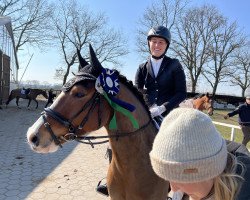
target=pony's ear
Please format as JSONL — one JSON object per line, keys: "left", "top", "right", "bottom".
{"left": 89, "top": 44, "right": 103, "bottom": 71}
{"left": 77, "top": 49, "right": 89, "bottom": 69}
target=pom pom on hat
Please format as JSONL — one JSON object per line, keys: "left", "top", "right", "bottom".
{"left": 150, "top": 108, "right": 227, "bottom": 183}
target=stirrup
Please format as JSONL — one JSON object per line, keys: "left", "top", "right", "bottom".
{"left": 96, "top": 179, "right": 109, "bottom": 196}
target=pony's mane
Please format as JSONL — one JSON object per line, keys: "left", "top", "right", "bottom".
{"left": 194, "top": 93, "right": 205, "bottom": 99}
{"left": 116, "top": 70, "right": 151, "bottom": 116}
{"left": 72, "top": 69, "right": 151, "bottom": 116}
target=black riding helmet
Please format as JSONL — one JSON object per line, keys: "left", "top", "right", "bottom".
{"left": 147, "top": 25, "right": 171, "bottom": 59}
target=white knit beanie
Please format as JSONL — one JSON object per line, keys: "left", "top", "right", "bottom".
{"left": 150, "top": 108, "right": 227, "bottom": 183}
{"left": 245, "top": 87, "right": 250, "bottom": 98}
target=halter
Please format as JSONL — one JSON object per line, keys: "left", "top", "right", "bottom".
{"left": 42, "top": 91, "right": 152, "bottom": 148}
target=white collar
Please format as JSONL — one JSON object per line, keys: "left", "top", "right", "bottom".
{"left": 150, "top": 56, "right": 163, "bottom": 64}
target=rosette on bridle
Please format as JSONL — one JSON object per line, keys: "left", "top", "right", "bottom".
{"left": 63, "top": 44, "right": 138, "bottom": 130}
{"left": 95, "top": 67, "right": 138, "bottom": 129}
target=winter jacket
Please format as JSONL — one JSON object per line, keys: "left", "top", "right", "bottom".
{"left": 228, "top": 141, "right": 250, "bottom": 200}
{"left": 227, "top": 103, "right": 250, "bottom": 126}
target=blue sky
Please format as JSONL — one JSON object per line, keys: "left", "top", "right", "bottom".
{"left": 19, "top": 0, "right": 250, "bottom": 95}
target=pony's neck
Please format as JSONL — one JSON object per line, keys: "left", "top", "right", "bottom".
{"left": 193, "top": 98, "right": 203, "bottom": 110}
{"left": 109, "top": 83, "right": 151, "bottom": 133}
{"left": 105, "top": 82, "right": 155, "bottom": 160}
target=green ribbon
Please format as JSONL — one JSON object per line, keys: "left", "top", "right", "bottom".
{"left": 103, "top": 92, "right": 139, "bottom": 130}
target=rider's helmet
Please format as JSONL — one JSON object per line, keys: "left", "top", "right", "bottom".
{"left": 147, "top": 25, "right": 171, "bottom": 45}
{"left": 147, "top": 25, "right": 171, "bottom": 59}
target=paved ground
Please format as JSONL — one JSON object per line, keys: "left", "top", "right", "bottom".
{"left": 0, "top": 99, "right": 109, "bottom": 200}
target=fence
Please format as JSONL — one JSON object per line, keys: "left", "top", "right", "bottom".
{"left": 212, "top": 121, "right": 240, "bottom": 141}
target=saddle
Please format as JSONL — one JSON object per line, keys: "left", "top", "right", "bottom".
{"left": 21, "top": 88, "right": 31, "bottom": 95}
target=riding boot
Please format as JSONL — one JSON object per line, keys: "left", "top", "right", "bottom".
{"left": 106, "top": 147, "right": 112, "bottom": 164}
{"left": 96, "top": 147, "right": 112, "bottom": 196}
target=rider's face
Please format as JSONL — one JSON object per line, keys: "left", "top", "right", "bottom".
{"left": 149, "top": 37, "right": 168, "bottom": 57}
{"left": 170, "top": 179, "right": 214, "bottom": 200}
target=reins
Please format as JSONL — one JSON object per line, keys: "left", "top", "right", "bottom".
{"left": 74, "top": 119, "right": 152, "bottom": 148}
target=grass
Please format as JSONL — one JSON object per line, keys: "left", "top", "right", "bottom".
{"left": 210, "top": 109, "right": 250, "bottom": 149}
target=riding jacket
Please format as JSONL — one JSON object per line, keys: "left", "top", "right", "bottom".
{"left": 135, "top": 56, "right": 187, "bottom": 116}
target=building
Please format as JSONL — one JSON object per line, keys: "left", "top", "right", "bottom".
{"left": 0, "top": 16, "right": 19, "bottom": 105}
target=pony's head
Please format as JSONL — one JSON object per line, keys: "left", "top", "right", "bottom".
{"left": 194, "top": 93, "right": 213, "bottom": 116}
{"left": 27, "top": 45, "right": 114, "bottom": 153}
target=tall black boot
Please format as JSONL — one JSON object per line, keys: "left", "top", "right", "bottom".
{"left": 96, "top": 147, "right": 112, "bottom": 196}
{"left": 106, "top": 147, "right": 112, "bottom": 164}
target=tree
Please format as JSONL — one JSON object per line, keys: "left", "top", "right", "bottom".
{"left": 135, "top": 0, "right": 188, "bottom": 59}
{"left": 172, "top": 5, "right": 223, "bottom": 93}
{"left": 51, "top": 0, "right": 128, "bottom": 84}
{"left": 203, "top": 21, "right": 246, "bottom": 96}
{"left": 0, "top": 0, "right": 54, "bottom": 52}
{"left": 230, "top": 47, "right": 250, "bottom": 97}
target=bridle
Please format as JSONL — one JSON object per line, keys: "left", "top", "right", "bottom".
{"left": 42, "top": 91, "right": 102, "bottom": 147}
{"left": 203, "top": 98, "right": 213, "bottom": 115}
{"left": 42, "top": 91, "right": 152, "bottom": 148}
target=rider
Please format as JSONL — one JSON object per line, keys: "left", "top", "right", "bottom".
{"left": 21, "top": 87, "right": 31, "bottom": 98}
{"left": 96, "top": 25, "right": 187, "bottom": 196}
{"left": 45, "top": 89, "right": 56, "bottom": 108}
{"left": 135, "top": 25, "right": 187, "bottom": 123}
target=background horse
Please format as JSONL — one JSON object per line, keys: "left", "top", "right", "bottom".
{"left": 26, "top": 45, "right": 169, "bottom": 200}
{"left": 179, "top": 93, "right": 213, "bottom": 115}
{"left": 6, "top": 88, "right": 48, "bottom": 109}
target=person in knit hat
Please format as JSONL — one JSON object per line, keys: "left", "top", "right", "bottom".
{"left": 150, "top": 108, "right": 250, "bottom": 200}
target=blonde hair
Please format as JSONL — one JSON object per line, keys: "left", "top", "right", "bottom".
{"left": 214, "top": 153, "right": 245, "bottom": 200}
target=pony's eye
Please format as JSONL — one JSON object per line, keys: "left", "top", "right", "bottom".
{"left": 75, "top": 92, "right": 85, "bottom": 98}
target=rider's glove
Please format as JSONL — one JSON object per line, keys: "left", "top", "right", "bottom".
{"left": 149, "top": 105, "right": 166, "bottom": 118}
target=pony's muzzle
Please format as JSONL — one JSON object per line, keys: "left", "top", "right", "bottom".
{"left": 29, "top": 133, "right": 39, "bottom": 147}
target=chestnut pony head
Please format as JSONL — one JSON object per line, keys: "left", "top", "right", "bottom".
{"left": 194, "top": 93, "right": 214, "bottom": 116}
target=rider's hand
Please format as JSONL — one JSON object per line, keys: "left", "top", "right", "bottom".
{"left": 224, "top": 114, "right": 229, "bottom": 119}
{"left": 150, "top": 105, "right": 166, "bottom": 118}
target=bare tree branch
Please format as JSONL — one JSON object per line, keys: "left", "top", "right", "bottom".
{"left": 0, "top": 0, "right": 54, "bottom": 52}
{"left": 203, "top": 20, "right": 246, "bottom": 96}
{"left": 51, "top": 0, "right": 128, "bottom": 84}
{"left": 135, "top": 0, "right": 188, "bottom": 59}
{"left": 229, "top": 46, "right": 250, "bottom": 96}
{"left": 172, "top": 5, "right": 223, "bottom": 92}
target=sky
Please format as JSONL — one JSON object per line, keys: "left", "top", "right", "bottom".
{"left": 18, "top": 0, "right": 250, "bottom": 95}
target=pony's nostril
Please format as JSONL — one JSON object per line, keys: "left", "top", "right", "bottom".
{"left": 31, "top": 135, "right": 39, "bottom": 146}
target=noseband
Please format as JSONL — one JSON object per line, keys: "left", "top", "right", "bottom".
{"left": 42, "top": 92, "right": 102, "bottom": 147}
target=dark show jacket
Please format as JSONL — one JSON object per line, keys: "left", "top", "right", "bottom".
{"left": 135, "top": 56, "right": 187, "bottom": 115}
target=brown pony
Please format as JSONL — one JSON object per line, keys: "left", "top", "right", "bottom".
{"left": 179, "top": 93, "right": 213, "bottom": 115}
{"left": 6, "top": 88, "right": 48, "bottom": 109}
{"left": 26, "top": 45, "right": 169, "bottom": 200}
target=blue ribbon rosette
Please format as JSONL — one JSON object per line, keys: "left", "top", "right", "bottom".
{"left": 95, "top": 68, "right": 139, "bottom": 130}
